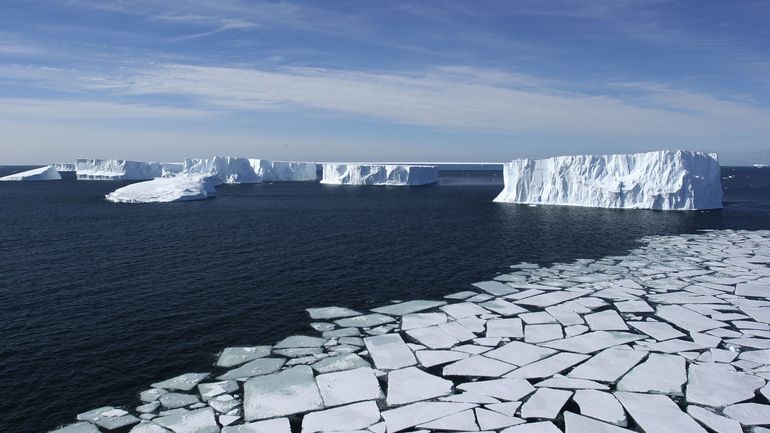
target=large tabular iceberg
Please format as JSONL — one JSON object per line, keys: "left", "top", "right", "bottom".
{"left": 494, "top": 150, "right": 722, "bottom": 210}
{"left": 76, "top": 159, "right": 163, "bottom": 181}
{"left": 321, "top": 164, "right": 439, "bottom": 186}
{"left": 250, "top": 160, "right": 318, "bottom": 182}
{"left": 183, "top": 157, "right": 262, "bottom": 184}
{"left": 53, "top": 163, "right": 76, "bottom": 173}
{"left": 0, "top": 165, "right": 62, "bottom": 181}
{"left": 105, "top": 176, "right": 217, "bottom": 203}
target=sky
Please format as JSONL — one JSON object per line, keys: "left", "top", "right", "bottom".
{"left": 1, "top": 0, "right": 770, "bottom": 164}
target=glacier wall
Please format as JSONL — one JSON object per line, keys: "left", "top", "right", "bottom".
{"left": 106, "top": 175, "right": 217, "bottom": 203}
{"left": 76, "top": 159, "right": 162, "bottom": 181}
{"left": 183, "top": 157, "right": 262, "bottom": 185}
{"left": 0, "top": 165, "right": 62, "bottom": 181}
{"left": 53, "top": 163, "right": 76, "bottom": 173}
{"left": 249, "top": 160, "right": 317, "bottom": 182}
{"left": 493, "top": 150, "right": 722, "bottom": 210}
{"left": 320, "top": 164, "right": 439, "bottom": 186}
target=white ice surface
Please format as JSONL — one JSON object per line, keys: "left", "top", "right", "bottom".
{"left": 249, "top": 160, "right": 317, "bottom": 182}
{"left": 494, "top": 150, "right": 722, "bottom": 210}
{"left": 76, "top": 159, "right": 163, "bottom": 180}
{"left": 0, "top": 165, "right": 62, "bottom": 181}
{"left": 320, "top": 163, "right": 438, "bottom": 186}
{"left": 105, "top": 176, "right": 217, "bottom": 203}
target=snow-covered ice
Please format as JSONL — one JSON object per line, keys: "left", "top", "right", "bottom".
{"left": 0, "top": 165, "right": 62, "bottom": 181}
{"left": 105, "top": 175, "right": 217, "bottom": 203}
{"left": 320, "top": 163, "right": 438, "bottom": 186}
{"left": 248, "top": 160, "right": 317, "bottom": 182}
{"left": 494, "top": 150, "right": 722, "bottom": 210}
{"left": 76, "top": 159, "right": 163, "bottom": 180}
{"left": 183, "top": 157, "right": 261, "bottom": 184}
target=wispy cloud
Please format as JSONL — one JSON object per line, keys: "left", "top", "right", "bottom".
{"left": 149, "top": 13, "right": 257, "bottom": 40}
{"left": 110, "top": 63, "right": 770, "bottom": 141}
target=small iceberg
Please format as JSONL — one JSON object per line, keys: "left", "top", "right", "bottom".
{"left": 0, "top": 165, "right": 62, "bottom": 181}
{"left": 105, "top": 176, "right": 217, "bottom": 203}
{"left": 320, "top": 164, "right": 438, "bottom": 186}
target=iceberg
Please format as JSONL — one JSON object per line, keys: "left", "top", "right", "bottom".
{"left": 105, "top": 175, "right": 217, "bottom": 203}
{"left": 183, "top": 157, "right": 262, "bottom": 184}
{"left": 249, "top": 160, "right": 318, "bottom": 182}
{"left": 76, "top": 159, "right": 163, "bottom": 181}
{"left": 53, "top": 163, "right": 76, "bottom": 173}
{"left": 320, "top": 164, "right": 438, "bottom": 186}
{"left": 0, "top": 165, "right": 62, "bottom": 181}
{"left": 493, "top": 150, "right": 722, "bottom": 210}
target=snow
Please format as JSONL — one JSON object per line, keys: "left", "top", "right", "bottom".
{"left": 183, "top": 157, "right": 261, "bottom": 184}
{"left": 572, "top": 390, "right": 627, "bottom": 426}
{"left": 320, "top": 163, "right": 439, "bottom": 186}
{"left": 616, "top": 353, "right": 686, "bottom": 395}
{"left": 364, "top": 334, "right": 416, "bottom": 370}
{"left": 105, "top": 175, "right": 217, "bottom": 203}
{"left": 152, "top": 373, "right": 210, "bottom": 392}
{"left": 76, "top": 159, "right": 162, "bottom": 180}
{"left": 0, "top": 165, "right": 62, "bottom": 181}
{"left": 221, "top": 418, "right": 291, "bottom": 433}
{"left": 153, "top": 408, "right": 219, "bottom": 433}
{"left": 494, "top": 150, "right": 722, "bottom": 210}
{"left": 248, "top": 160, "right": 317, "bottom": 182}
{"left": 685, "top": 363, "right": 765, "bottom": 407}
{"left": 614, "top": 392, "right": 707, "bottom": 433}
{"left": 457, "top": 377, "right": 535, "bottom": 401}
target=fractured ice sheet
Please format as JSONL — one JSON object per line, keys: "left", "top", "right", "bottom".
{"left": 52, "top": 230, "right": 770, "bottom": 433}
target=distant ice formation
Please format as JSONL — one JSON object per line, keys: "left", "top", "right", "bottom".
{"left": 53, "top": 163, "right": 76, "bottom": 173}
{"left": 320, "top": 164, "right": 439, "bottom": 186}
{"left": 0, "top": 165, "right": 62, "bottom": 181}
{"left": 76, "top": 159, "right": 163, "bottom": 181}
{"left": 183, "top": 157, "right": 262, "bottom": 185}
{"left": 250, "top": 160, "right": 318, "bottom": 182}
{"left": 494, "top": 150, "right": 722, "bottom": 210}
{"left": 105, "top": 175, "right": 217, "bottom": 203}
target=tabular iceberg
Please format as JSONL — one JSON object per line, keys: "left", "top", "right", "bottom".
{"left": 183, "top": 157, "right": 262, "bottom": 184}
{"left": 0, "top": 165, "right": 62, "bottom": 181}
{"left": 493, "top": 150, "right": 722, "bottom": 210}
{"left": 250, "top": 160, "right": 318, "bottom": 182}
{"left": 76, "top": 159, "right": 163, "bottom": 181}
{"left": 53, "top": 163, "right": 76, "bottom": 173}
{"left": 105, "top": 176, "right": 217, "bottom": 203}
{"left": 321, "top": 164, "right": 439, "bottom": 186}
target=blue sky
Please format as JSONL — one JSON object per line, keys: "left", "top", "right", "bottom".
{"left": 1, "top": 0, "right": 769, "bottom": 164}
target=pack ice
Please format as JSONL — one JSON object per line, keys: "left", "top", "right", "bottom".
{"left": 0, "top": 165, "right": 62, "bottom": 181}
{"left": 494, "top": 150, "right": 722, "bottom": 210}
{"left": 320, "top": 164, "right": 439, "bottom": 186}
{"left": 105, "top": 176, "right": 217, "bottom": 203}
{"left": 76, "top": 159, "right": 164, "bottom": 181}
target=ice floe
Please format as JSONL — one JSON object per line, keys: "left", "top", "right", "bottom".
{"left": 52, "top": 229, "right": 770, "bottom": 433}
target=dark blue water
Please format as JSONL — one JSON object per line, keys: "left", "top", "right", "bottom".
{"left": 1, "top": 167, "right": 769, "bottom": 433}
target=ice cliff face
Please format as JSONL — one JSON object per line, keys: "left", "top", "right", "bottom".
{"left": 76, "top": 159, "right": 163, "bottom": 181}
{"left": 250, "top": 160, "right": 318, "bottom": 182}
{"left": 494, "top": 150, "right": 722, "bottom": 210}
{"left": 0, "top": 165, "right": 62, "bottom": 181}
{"left": 183, "top": 157, "right": 262, "bottom": 184}
{"left": 53, "top": 163, "right": 76, "bottom": 173}
{"left": 105, "top": 175, "right": 217, "bottom": 203}
{"left": 320, "top": 164, "right": 439, "bottom": 186}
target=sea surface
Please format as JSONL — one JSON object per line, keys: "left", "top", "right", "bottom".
{"left": 1, "top": 166, "right": 769, "bottom": 433}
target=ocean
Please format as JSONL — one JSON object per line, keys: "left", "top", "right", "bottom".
{"left": 1, "top": 166, "right": 769, "bottom": 432}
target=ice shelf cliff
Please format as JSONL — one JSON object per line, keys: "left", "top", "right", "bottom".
{"left": 250, "top": 160, "right": 318, "bottom": 182}
{"left": 320, "top": 164, "right": 439, "bottom": 186}
{"left": 0, "top": 165, "right": 62, "bottom": 181}
{"left": 183, "top": 157, "right": 262, "bottom": 185}
{"left": 105, "top": 175, "right": 217, "bottom": 203}
{"left": 76, "top": 159, "right": 163, "bottom": 181}
{"left": 53, "top": 163, "right": 76, "bottom": 173}
{"left": 493, "top": 150, "right": 722, "bottom": 210}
